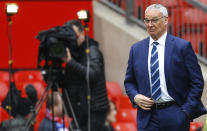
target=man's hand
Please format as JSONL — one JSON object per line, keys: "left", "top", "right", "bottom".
{"left": 62, "top": 48, "right": 72, "bottom": 63}
{"left": 134, "top": 94, "right": 154, "bottom": 110}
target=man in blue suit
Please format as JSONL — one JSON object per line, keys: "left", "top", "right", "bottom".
{"left": 124, "top": 4, "right": 206, "bottom": 131}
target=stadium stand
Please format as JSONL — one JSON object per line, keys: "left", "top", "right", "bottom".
{"left": 0, "top": 82, "right": 9, "bottom": 104}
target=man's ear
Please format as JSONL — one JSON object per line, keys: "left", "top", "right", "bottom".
{"left": 165, "top": 17, "right": 168, "bottom": 25}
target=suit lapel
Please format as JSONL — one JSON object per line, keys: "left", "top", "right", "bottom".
{"left": 143, "top": 38, "right": 151, "bottom": 97}
{"left": 164, "top": 34, "right": 174, "bottom": 83}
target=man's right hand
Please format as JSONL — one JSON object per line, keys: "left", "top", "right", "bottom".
{"left": 134, "top": 94, "right": 154, "bottom": 110}
{"left": 62, "top": 48, "right": 72, "bottom": 63}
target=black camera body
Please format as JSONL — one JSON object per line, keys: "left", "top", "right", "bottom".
{"left": 37, "top": 25, "right": 77, "bottom": 61}
{"left": 36, "top": 24, "right": 77, "bottom": 82}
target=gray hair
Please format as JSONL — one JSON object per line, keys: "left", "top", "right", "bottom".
{"left": 145, "top": 4, "right": 168, "bottom": 17}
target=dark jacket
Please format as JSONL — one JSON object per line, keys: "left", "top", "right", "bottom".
{"left": 38, "top": 118, "right": 56, "bottom": 131}
{"left": 63, "top": 37, "right": 109, "bottom": 115}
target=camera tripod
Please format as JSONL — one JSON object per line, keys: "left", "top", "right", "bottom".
{"left": 24, "top": 69, "right": 81, "bottom": 131}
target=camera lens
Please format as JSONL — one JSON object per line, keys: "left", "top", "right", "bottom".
{"left": 49, "top": 43, "right": 66, "bottom": 58}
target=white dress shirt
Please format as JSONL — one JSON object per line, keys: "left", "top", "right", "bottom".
{"left": 148, "top": 32, "right": 174, "bottom": 102}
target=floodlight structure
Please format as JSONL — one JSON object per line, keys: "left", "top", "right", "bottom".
{"left": 77, "top": 10, "right": 90, "bottom": 23}
{"left": 6, "top": 3, "right": 19, "bottom": 16}
{"left": 6, "top": 3, "right": 19, "bottom": 120}
{"left": 77, "top": 9, "right": 91, "bottom": 131}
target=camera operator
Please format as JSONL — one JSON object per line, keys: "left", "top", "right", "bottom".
{"left": 62, "top": 20, "right": 109, "bottom": 131}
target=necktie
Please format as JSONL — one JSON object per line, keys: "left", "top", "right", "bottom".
{"left": 151, "top": 42, "right": 161, "bottom": 101}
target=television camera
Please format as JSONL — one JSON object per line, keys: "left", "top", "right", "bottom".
{"left": 36, "top": 23, "right": 78, "bottom": 82}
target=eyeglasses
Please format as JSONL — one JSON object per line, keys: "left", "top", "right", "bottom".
{"left": 144, "top": 16, "right": 165, "bottom": 24}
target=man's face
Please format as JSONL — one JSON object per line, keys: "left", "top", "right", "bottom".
{"left": 144, "top": 9, "right": 168, "bottom": 40}
{"left": 72, "top": 25, "right": 85, "bottom": 46}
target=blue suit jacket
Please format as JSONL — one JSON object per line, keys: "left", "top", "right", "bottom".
{"left": 124, "top": 33, "right": 207, "bottom": 129}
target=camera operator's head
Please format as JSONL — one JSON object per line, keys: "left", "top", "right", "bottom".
{"left": 64, "top": 20, "right": 85, "bottom": 46}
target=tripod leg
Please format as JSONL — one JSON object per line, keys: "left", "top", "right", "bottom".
{"left": 57, "top": 85, "right": 81, "bottom": 131}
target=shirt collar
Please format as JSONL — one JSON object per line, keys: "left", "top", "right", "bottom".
{"left": 149, "top": 32, "right": 167, "bottom": 46}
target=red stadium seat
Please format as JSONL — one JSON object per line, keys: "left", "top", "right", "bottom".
{"left": 112, "top": 122, "right": 137, "bottom": 131}
{"left": 203, "top": 26, "right": 207, "bottom": 58}
{"left": 181, "top": 32, "right": 204, "bottom": 54}
{"left": 182, "top": 8, "right": 207, "bottom": 25}
{"left": 116, "top": 108, "right": 137, "bottom": 125}
{"left": 0, "top": 71, "right": 11, "bottom": 85}
{"left": 14, "top": 70, "right": 44, "bottom": 83}
{"left": 106, "top": 81, "right": 123, "bottom": 109}
{"left": 199, "top": 0, "right": 207, "bottom": 5}
{"left": 0, "top": 106, "right": 10, "bottom": 123}
{"left": 106, "top": 81, "right": 123, "bottom": 94}
{"left": 133, "top": 0, "right": 192, "bottom": 20}
{"left": 119, "top": 95, "right": 134, "bottom": 109}
{"left": 0, "top": 82, "right": 9, "bottom": 103}
{"left": 169, "top": 8, "right": 207, "bottom": 35}
{"left": 190, "top": 122, "right": 204, "bottom": 131}
{"left": 106, "top": 81, "right": 123, "bottom": 98}
{"left": 149, "top": 0, "right": 192, "bottom": 9}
